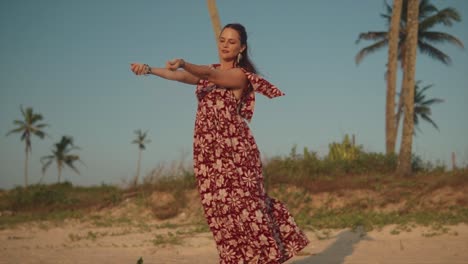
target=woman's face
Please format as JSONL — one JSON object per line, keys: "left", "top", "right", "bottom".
{"left": 218, "top": 28, "right": 245, "bottom": 61}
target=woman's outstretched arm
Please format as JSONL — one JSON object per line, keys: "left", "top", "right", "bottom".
{"left": 167, "top": 59, "right": 247, "bottom": 90}
{"left": 130, "top": 63, "right": 200, "bottom": 85}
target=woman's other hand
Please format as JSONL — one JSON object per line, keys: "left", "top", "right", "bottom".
{"left": 166, "top": 59, "right": 184, "bottom": 71}
{"left": 130, "top": 63, "right": 149, "bottom": 75}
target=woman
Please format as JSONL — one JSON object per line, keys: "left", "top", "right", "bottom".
{"left": 130, "top": 23, "right": 309, "bottom": 264}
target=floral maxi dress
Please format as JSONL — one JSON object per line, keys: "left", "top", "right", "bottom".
{"left": 193, "top": 65, "right": 309, "bottom": 263}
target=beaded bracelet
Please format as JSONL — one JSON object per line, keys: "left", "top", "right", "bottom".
{"left": 143, "top": 64, "right": 151, "bottom": 75}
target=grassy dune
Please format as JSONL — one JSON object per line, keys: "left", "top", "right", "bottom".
{"left": 1, "top": 149, "right": 467, "bottom": 239}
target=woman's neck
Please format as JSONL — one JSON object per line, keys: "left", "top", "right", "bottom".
{"left": 219, "top": 59, "right": 235, "bottom": 71}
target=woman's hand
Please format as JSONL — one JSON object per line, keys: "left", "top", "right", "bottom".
{"left": 166, "top": 59, "right": 185, "bottom": 71}
{"left": 130, "top": 63, "right": 150, "bottom": 75}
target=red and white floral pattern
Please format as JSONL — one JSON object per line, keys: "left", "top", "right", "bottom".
{"left": 193, "top": 65, "right": 309, "bottom": 263}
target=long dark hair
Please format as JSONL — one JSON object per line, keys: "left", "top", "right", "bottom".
{"left": 222, "top": 23, "right": 258, "bottom": 74}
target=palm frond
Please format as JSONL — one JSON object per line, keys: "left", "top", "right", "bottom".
{"left": 419, "top": 7, "right": 461, "bottom": 31}
{"left": 414, "top": 126, "right": 423, "bottom": 136}
{"left": 414, "top": 113, "right": 420, "bottom": 126}
{"left": 41, "top": 155, "right": 55, "bottom": 162}
{"left": 21, "top": 132, "right": 29, "bottom": 142}
{"left": 413, "top": 81, "right": 443, "bottom": 133}
{"left": 415, "top": 83, "right": 430, "bottom": 101}
{"left": 132, "top": 129, "right": 150, "bottom": 150}
{"left": 420, "top": 114, "right": 440, "bottom": 130}
{"left": 418, "top": 41, "right": 451, "bottom": 65}
{"left": 6, "top": 127, "right": 24, "bottom": 136}
{"left": 419, "top": 0, "right": 438, "bottom": 20}
{"left": 20, "top": 105, "right": 26, "bottom": 119}
{"left": 62, "top": 146, "right": 80, "bottom": 155}
{"left": 31, "top": 114, "right": 44, "bottom": 124}
{"left": 380, "top": 0, "right": 393, "bottom": 24}
{"left": 25, "top": 108, "right": 33, "bottom": 123}
{"left": 380, "top": 13, "right": 391, "bottom": 22}
{"left": 414, "top": 106, "right": 431, "bottom": 115}
{"left": 33, "top": 130, "right": 46, "bottom": 139}
{"left": 422, "top": 98, "right": 444, "bottom": 106}
{"left": 36, "top": 123, "right": 49, "bottom": 129}
{"left": 62, "top": 136, "right": 74, "bottom": 145}
{"left": 65, "top": 156, "right": 81, "bottom": 175}
{"left": 134, "top": 129, "right": 143, "bottom": 137}
{"left": 418, "top": 82, "right": 433, "bottom": 91}
{"left": 66, "top": 163, "right": 80, "bottom": 175}
{"left": 420, "top": 31, "right": 464, "bottom": 49}
{"left": 383, "top": 0, "right": 393, "bottom": 15}
{"left": 55, "top": 136, "right": 74, "bottom": 151}
{"left": 355, "top": 39, "right": 388, "bottom": 65}
{"left": 13, "top": 120, "right": 25, "bottom": 126}
{"left": 355, "top": 31, "right": 387, "bottom": 44}
{"left": 41, "top": 156, "right": 54, "bottom": 174}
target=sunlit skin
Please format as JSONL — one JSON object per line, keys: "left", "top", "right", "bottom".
{"left": 217, "top": 28, "right": 246, "bottom": 69}
{"left": 130, "top": 27, "right": 248, "bottom": 100}
{"left": 129, "top": 25, "right": 311, "bottom": 261}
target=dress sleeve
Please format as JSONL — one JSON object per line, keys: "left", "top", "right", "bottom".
{"left": 239, "top": 69, "right": 285, "bottom": 122}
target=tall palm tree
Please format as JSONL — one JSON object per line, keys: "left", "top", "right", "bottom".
{"left": 412, "top": 81, "right": 444, "bottom": 134}
{"left": 356, "top": 0, "right": 463, "bottom": 153}
{"left": 385, "top": 0, "right": 403, "bottom": 155}
{"left": 132, "top": 130, "right": 151, "bottom": 186}
{"left": 6, "top": 106, "right": 48, "bottom": 187}
{"left": 356, "top": 0, "right": 463, "bottom": 67}
{"left": 398, "top": 0, "right": 420, "bottom": 176}
{"left": 41, "top": 136, "right": 83, "bottom": 183}
{"left": 207, "top": 0, "right": 222, "bottom": 44}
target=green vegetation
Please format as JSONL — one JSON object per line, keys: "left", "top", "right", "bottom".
{"left": 0, "top": 182, "right": 121, "bottom": 229}
{"left": 0, "top": 139, "right": 467, "bottom": 238}
{"left": 40, "top": 136, "right": 84, "bottom": 183}
{"left": 152, "top": 232, "right": 183, "bottom": 246}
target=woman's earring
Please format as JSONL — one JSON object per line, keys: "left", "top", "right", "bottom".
{"left": 237, "top": 53, "right": 243, "bottom": 64}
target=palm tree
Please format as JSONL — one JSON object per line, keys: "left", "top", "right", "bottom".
{"left": 132, "top": 130, "right": 151, "bottom": 186}
{"left": 6, "top": 106, "right": 48, "bottom": 187}
{"left": 385, "top": 0, "right": 403, "bottom": 155}
{"left": 356, "top": 0, "right": 463, "bottom": 153}
{"left": 398, "top": 0, "right": 420, "bottom": 176}
{"left": 356, "top": 0, "right": 463, "bottom": 67}
{"left": 41, "top": 136, "right": 83, "bottom": 183}
{"left": 397, "top": 81, "right": 444, "bottom": 134}
{"left": 412, "top": 81, "right": 444, "bottom": 134}
{"left": 207, "top": 0, "right": 222, "bottom": 44}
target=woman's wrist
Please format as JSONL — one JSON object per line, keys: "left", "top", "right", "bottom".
{"left": 179, "top": 59, "right": 185, "bottom": 69}
{"left": 143, "top": 64, "right": 152, "bottom": 75}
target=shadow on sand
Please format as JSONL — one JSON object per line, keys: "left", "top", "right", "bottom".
{"left": 292, "top": 228, "right": 373, "bottom": 264}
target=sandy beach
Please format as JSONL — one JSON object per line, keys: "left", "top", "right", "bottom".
{"left": 1, "top": 219, "right": 467, "bottom": 264}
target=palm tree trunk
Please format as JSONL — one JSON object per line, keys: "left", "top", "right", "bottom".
{"left": 135, "top": 149, "right": 142, "bottom": 186}
{"left": 386, "top": 0, "right": 403, "bottom": 155}
{"left": 207, "top": 0, "right": 222, "bottom": 56}
{"left": 24, "top": 148, "right": 29, "bottom": 188}
{"left": 397, "top": 0, "right": 419, "bottom": 176}
{"left": 395, "top": 76, "right": 405, "bottom": 133}
{"left": 395, "top": 39, "right": 408, "bottom": 136}
{"left": 57, "top": 162, "right": 62, "bottom": 183}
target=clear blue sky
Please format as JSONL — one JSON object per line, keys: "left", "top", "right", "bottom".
{"left": 1, "top": 1, "right": 467, "bottom": 189}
